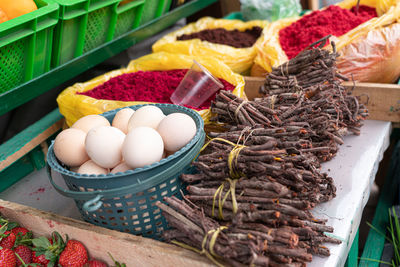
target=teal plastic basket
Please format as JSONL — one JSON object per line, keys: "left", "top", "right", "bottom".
{"left": 46, "top": 104, "right": 204, "bottom": 239}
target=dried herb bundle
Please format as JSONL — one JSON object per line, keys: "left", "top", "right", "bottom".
{"left": 158, "top": 39, "right": 367, "bottom": 266}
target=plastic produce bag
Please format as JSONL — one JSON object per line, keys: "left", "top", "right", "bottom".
{"left": 251, "top": 0, "right": 400, "bottom": 83}
{"left": 240, "top": 0, "right": 301, "bottom": 21}
{"left": 337, "top": 22, "right": 400, "bottom": 83}
{"left": 152, "top": 17, "right": 268, "bottom": 74}
{"left": 57, "top": 52, "right": 246, "bottom": 126}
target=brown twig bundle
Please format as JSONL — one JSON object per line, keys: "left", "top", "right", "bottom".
{"left": 159, "top": 39, "right": 367, "bottom": 266}
{"left": 260, "top": 36, "right": 346, "bottom": 94}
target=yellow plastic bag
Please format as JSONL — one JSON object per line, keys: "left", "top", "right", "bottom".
{"left": 252, "top": 17, "right": 298, "bottom": 76}
{"left": 57, "top": 52, "right": 245, "bottom": 126}
{"left": 152, "top": 17, "right": 268, "bottom": 74}
{"left": 252, "top": 0, "right": 400, "bottom": 83}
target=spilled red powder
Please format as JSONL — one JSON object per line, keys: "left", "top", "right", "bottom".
{"left": 279, "top": 5, "right": 377, "bottom": 59}
{"left": 29, "top": 187, "right": 46, "bottom": 196}
{"left": 79, "top": 69, "right": 235, "bottom": 110}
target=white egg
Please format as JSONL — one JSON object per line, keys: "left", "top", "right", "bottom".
{"left": 77, "top": 160, "right": 109, "bottom": 175}
{"left": 85, "top": 126, "right": 126, "bottom": 168}
{"left": 53, "top": 128, "right": 89, "bottom": 167}
{"left": 112, "top": 108, "right": 135, "bottom": 134}
{"left": 110, "top": 162, "right": 132, "bottom": 174}
{"left": 157, "top": 113, "right": 196, "bottom": 152}
{"left": 123, "top": 127, "right": 164, "bottom": 169}
{"left": 127, "top": 106, "right": 165, "bottom": 131}
{"left": 72, "top": 115, "right": 110, "bottom": 133}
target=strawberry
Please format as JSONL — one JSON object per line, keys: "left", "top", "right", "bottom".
{"left": 11, "top": 228, "right": 29, "bottom": 238}
{"left": 0, "top": 248, "right": 16, "bottom": 267}
{"left": 87, "top": 259, "right": 108, "bottom": 267}
{"left": 13, "top": 245, "right": 31, "bottom": 266}
{"left": 58, "top": 240, "right": 88, "bottom": 267}
{"left": 31, "top": 251, "right": 49, "bottom": 266}
{"left": 32, "top": 232, "right": 65, "bottom": 267}
{"left": 0, "top": 232, "right": 16, "bottom": 250}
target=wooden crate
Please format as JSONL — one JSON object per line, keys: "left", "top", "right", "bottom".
{"left": 0, "top": 199, "right": 211, "bottom": 266}
{"left": 244, "top": 77, "right": 400, "bottom": 123}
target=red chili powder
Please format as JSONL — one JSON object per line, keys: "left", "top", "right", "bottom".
{"left": 279, "top": 5, "right": 377, "bottom": 59}
{"left": 78, "top": 69, "right": 235, "bottom": 110}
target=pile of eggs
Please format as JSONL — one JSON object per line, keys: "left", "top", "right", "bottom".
{"left": 53, "top": 106, "right": 197, "bottom": 175}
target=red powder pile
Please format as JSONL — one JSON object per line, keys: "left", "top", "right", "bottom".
{"left": 279, "top": 5, "right": 377, "bottom": 59}
{"left": 79, "top": 69, "right": 235, "bottom": 110}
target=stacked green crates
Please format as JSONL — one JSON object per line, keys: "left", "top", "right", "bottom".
{"left": 0, "top": 0, "right": 175, "bottom": 91}
{"left": 140, "top": 0, "right": 172, "bottom": 25}
{"left": 0, "top": 0, "right": 59, "bottom": 93}
{"left": 52, "top": 0, "right": 165, "bottom": 66}
{"left": 51, "top": 0, "right": 120, "bottom": 67}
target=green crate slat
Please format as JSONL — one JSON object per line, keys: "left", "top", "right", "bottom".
{"left": 359, "top": 141, "right": 400, "bottom": 266}
{"left": 140, "top": 0, "right": 171, "bottom": 25}
{"left": 113, "top": 0, "right": 145, "bottom": 39}
{"left": 0, "top": 0, "right": 58, "bottom": 92}
{"left": 51, "top": 0, "right": 120, "bottom": 67}
{"left": 0, "top": 0, "right": 217, "bottom": 116}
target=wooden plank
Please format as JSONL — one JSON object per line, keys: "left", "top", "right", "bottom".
{"left": 0, "top": 109, "right": 63, "bottom": 172}
{"left": 244, "top": 77, "right": 400, "bottom": 123}
{"left": 342, "top": 82, "right": 400, "bottom": 123}
{"left": 0, "top": 199, "right": 211, "bottom": 266}
{"left": 219, "top": 0, "right": 240, "bottom": 16}
{"left": 309, "top": 0, "right": 319, "bottom": 10}
{"left": 244, "top": 76, "right": 265, "bottom": 100}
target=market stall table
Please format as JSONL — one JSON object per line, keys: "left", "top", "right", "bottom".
{"left": 0, "top": 120, "right": 391, "bottom": 267}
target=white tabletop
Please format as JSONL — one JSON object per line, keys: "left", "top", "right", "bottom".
{"left": 311, "top": 120, "right": 391, "bottom": 267}
{"left": 0, "top": 120, "right": 392, "bottom": 267}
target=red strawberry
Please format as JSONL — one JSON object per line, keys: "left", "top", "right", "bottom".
{"left": 31, "top": 238, "right": 54, "bottom": 266}
{"left": 88, "top": 259, "right": 108, "bottom": 267}
{"left": 58, "top": 240, "right": 88, "bottom": 267}
{"left": 10, "top": 228, "right": 29, "bottom": 238}
{"left": 0, "top": 232, "right": 16, "bottom": 249}
{"left": 31, "top": 251, "right": 49, "bottom": 266}
{"left": 0, "top": 248, "right": 16, "bottom": 267}
{"left": 32, "top": 232, "right": 66, "bottom": 267}
{"left": 14, "top": 245, "right": 31, "bottom": 266}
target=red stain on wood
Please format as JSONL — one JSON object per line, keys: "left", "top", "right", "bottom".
{"left": 47, "top": 220, "right": 54, "bottom": 228}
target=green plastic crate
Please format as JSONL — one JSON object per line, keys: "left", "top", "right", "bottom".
{"left": 0, "top": 0, "right": 58, "bottom": 93}
{"left": 51, "top": 0, "right": 120, "bottom": 67}
{"left": 113, "top": 0, "right": 145, "bottom": 38}
{"left": 140, "top": 0, "right": 172, "bottom": 25}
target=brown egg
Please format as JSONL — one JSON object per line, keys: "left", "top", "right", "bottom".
{"left": 72, "top": 115, "right": 110, "bottom": 133}
{"left": 110, "top": 162, "right": 132, "bottom": 174}
{"left": 112, "top": 108, "right": 135, "bottom": 134}
{"left": 53, "top": 128, "right": 89, "bottom": 167}
{"left": 77, "top": 160, "right": 109, "bottom": 175}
